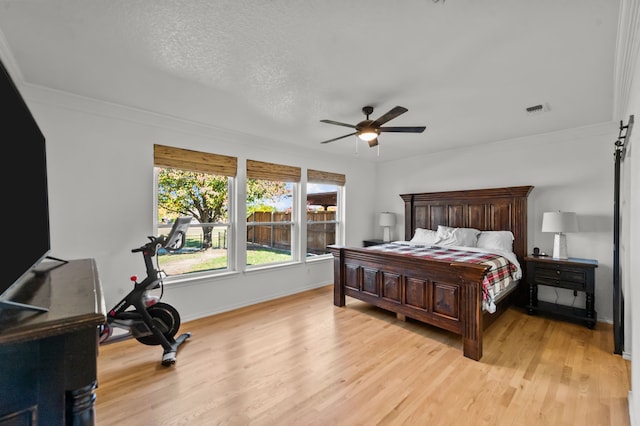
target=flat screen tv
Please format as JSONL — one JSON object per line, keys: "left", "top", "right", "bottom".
{"left": 0, "top": 56, "right": 52, "bottom": 312}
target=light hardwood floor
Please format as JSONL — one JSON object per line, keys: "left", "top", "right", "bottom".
{"left": 95, "top": 285, "right": 631, "bottom": 425}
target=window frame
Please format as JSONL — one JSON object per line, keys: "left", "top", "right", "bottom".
{"left": 305, "top": 169, "right": 345, "bottom": 258}
{"left": 153, "top": 144, "right": 237, "bottom": 279}
{"left": 152, "top": 146, "right": 345, "bottom": 281}
{"left": 245, "top": 160, "right": 301, "bottom": 269}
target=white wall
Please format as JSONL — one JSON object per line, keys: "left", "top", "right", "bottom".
{"left": 22, "top": 84, "right": 376, "bottom": 321}
{"left": 623, "top": 104, "right": 638, "bottom": 426}
{"left": 607, "top": 0, "right": 640, "bottom": 422}
{"left": 374, "top": 122, "right": 618, "bottom": 323}
{"left": 30, "top": 79, "right": 619, "bottom": 324}
{"left": 618, "top": 0, "right": 640, "bottom": 420}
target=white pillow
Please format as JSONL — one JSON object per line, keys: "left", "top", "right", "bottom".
{"left": 410, "top": 228, "right": 439, "bottom": 245}
{"left": 436, "top": 225, "right": 480, "bottom": 247}
{"left": 476, "top": 231, "right": 515, "bottom": 252}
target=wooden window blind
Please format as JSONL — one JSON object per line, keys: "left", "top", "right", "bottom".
{"left": 307, "top": 169, "right": 346, "bottom": 186}
{"left": 154, "top": 144, "right": 237, "bottom": 177}
{"left": 246, "top": 159, "right": 301, "bottom": 182}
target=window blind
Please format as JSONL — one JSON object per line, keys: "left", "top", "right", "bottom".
{"left": 307, "top": 169, "right": 346, "bottom": 186}
{"left": 246, "top": 159, "right": 301, "bottom": 182}
{"left": 154, "top": 144, "right": 237, "bottom": 177}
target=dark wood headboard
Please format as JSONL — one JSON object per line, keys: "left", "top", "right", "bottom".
{"left": 400, "top": 186, "right": 534, "bottom": 264}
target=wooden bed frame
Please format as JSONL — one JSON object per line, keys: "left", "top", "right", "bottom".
{"left": 328, "top": 185, "right": 533, "bottom": 361}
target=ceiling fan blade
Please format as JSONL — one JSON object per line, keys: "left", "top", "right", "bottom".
{"left": 371, "top": 106, "right": 408, "bottom": 127}
{"left": 379, "top": 126, "right": 426, "bottom": 133}
{"left": 320, "top": 131, "right": 358, "bottom": 144}
{"left": 368, "top": 138, "right": 379, "bottom": 148}
{"left": 320, "top": 119, "right": 357, "bottom": 129}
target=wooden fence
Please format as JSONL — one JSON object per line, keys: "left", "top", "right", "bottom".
{"left": 247, "top": 211, "right": 336, "bottom": 254}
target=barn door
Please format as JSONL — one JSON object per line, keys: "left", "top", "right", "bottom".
{"left": 613, "top": 115, "right": 633, "bottom": 355}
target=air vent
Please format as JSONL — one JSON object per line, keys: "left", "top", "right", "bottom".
{"left": 525, "top": 103, "right": 550, "bottom": 115}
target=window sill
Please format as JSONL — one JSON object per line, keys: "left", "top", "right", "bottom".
{"left": 159, "top": 255, "right": 333, "bottom": 285}
{"left": 162, "top": 269, "right": 241, "bottom": 287}
{"left": 304, "top": 254, "right": 333, "bottom": 263}
{"left": 244, "top": 260, "right": 302, "bottom": 273}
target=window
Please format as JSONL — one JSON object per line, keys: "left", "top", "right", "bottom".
{"left": 246, "top": 159, "right": 300, "bottom": 267}
{"left": 154, "top": 144, "right": 237, "bottom": 277}
{"left": 306, "top": 169, "right": 345, "bottom": 256}
{"left": 153, "top": 146, "right": 341, "bottom": 278}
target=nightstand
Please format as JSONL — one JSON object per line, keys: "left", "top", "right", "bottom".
{"left": 363, "top": 239, "right": 385, "bottom": 247}
{"left": 525, "top": 256, "right": 598, "bottom": 328}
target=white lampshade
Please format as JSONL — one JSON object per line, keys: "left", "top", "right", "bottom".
{"left": 541, "top": 211, "right": 578, "bottom": 233}
{"left": 379, "top": 212, "right": 396, "bottom": 227}
{"left": 541, "top": 211, "right": 578, "bottom": 259}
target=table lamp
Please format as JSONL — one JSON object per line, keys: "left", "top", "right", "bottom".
{"left": 541, "top": 211, "right": 578, "bottom": 259}
{"left": 379, "top": 212, "right": 396, "bottom": 242}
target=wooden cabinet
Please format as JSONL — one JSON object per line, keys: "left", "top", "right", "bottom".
{"left": 524, "top": 256, "right": 598, "bottom": 328}
{"left": 0, "top": 259, "right": 105, "bottom": 425}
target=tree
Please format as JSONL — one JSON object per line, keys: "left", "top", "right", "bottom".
{"left": 157, "top": 168, "right": 287, "bottom": 249}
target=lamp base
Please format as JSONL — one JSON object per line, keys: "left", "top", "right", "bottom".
{"left": 552, "top": 233, "right": 568, "bottom": 259}
{"left": 383, "top": 227, "right": 391, "bottom": 242}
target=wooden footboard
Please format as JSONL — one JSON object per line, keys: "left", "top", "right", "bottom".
{"left": 329, "top": 246, "right": 490, "bottom": 360}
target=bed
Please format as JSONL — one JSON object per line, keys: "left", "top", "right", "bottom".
{"left": 328, "top": 185, "right": 533, "bottom": 361}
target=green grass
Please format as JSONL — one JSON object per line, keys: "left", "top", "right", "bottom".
{"left": 194, "top": 255, "right": 228, "bottom": 270}
{"left": 188, "top": 249, "right": 291, "bottom": 270}
{"left": 245, "top": 246, "right": 292, "bottom": 266}
{"left": 158, "top": 245, "right": 292, "bottom": 274}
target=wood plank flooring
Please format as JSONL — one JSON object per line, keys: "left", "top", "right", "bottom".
{"left": 95, "top": 285, "right": 631, "bottom": 425}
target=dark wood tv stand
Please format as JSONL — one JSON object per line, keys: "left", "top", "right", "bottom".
{"left": 0, "top": 258, "right": 105, "bottom": 425}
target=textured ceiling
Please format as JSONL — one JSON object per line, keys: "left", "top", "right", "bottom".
{"left": 0, "top": 0, "right": 621, "bottom": 162}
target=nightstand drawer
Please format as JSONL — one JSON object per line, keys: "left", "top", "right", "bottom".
{"left": 534, "top": 275, "right": 585, "bottom": 291}
{"left": 534, "top": 266, "right": 585, "bottom": 290}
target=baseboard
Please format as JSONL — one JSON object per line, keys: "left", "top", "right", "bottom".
{"left": 630, "top": 391, "right": 637, "bottom": 426}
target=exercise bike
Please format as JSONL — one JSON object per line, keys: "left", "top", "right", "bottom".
{"left": 99, "top": 217, "right": 192, "bottom": 366}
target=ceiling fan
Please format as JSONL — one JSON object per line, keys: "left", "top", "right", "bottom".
{"left": 320, "top": 105, "right": 426, "bottom": 147}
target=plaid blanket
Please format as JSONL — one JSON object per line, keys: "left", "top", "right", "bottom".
{"left": 363, "top": 243, "right": 518, "bottom": 312}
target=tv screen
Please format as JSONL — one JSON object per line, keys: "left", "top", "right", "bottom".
{"left": 0, "top": 57, "right": 51, "bottom": 307}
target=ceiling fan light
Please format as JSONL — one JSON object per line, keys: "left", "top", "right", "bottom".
{"left": 358, "top": 130, "right": 378, "bottom": 142}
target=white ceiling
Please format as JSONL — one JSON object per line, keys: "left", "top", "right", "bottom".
{"left": 0, "top": 0, "right": 621, "bottom": 162}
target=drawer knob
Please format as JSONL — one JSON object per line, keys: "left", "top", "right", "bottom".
{"left": 556, "top": 270, "right": 561, "bottom": 275}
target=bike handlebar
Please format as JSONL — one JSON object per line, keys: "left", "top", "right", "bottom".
{"left": 129, "top": 217, "right": 190, "bottom": 254}
{"left": 131, "top": 235, "right": 166, "bottom": 254}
